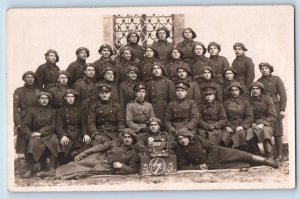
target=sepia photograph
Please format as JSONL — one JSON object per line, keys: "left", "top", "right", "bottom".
{"left": 6, "top": 5, "right": 295, "bottom": 192}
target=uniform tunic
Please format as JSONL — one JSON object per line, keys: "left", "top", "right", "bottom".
{"left": 73, "top": 76, "right": 98, "bottom": 109}
{"left": 258, "top": 75, "right": 287, "bottom": 137}
{"left": 165, "top": 59, "right": 184, "bottom": 82}
{"left": 126, "top": 100, "right": 155, "bottom": 133}
{"left": 48, "top": 84, "right": 69, "bottom": 109}
{"left": 189, "top": 55, "right": 210, "bottom": 85}
{"left": 176, "top": 40, "right": 197, "bottom": 62}
{"left": 66, "top": 59, "right": 87, "bottom": 86}
{"left": 208, "top": 54, "right": 230, "bottom": 86}
{"left": 13, "top": 84, "right": 41, "bottom": 154}
{"left": 92, "top": 57, "right": 115, "bottom": 82}
{"left": 231, "top": 54, "right": 255, "bottom": 88}
{"left": 151, "top": 40, "right": 174, "bottom": 63}
{"left": 180, "top": 79, "right": 202, "bottom": 103}
{"left": 56, "top": 140, "right": 139, "bottom": 179}
{"left": 138, "top": 57, "right": 158, "bottom": 82}
{"left": 35, "top": 62, "right": 60, "bottom": 91}
{"left": 119, "top": 80, "right": 137, "bottom": 116}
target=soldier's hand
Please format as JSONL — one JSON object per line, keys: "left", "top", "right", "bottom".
{"left": 236, "top": 126, "right": 244, "bottom": 132}
{"left": 280, "top": 111, "right": 285, "bottom": 119}
{"left": 60, "top": 136, "right": 70, "bottom": 145}
{"left": 31, "top": 132, "right": 41, "bottom": 137}
{"left": 225, "top": 126, "right": 233, "bottom": 133}
{"left": 94, "top": 135, "right": 105, "bottom": 144}
{"left": 113, "top": 162, "right": 123, "bottom": 168}
{"left": 256, "top": 124, "right": 264, "bottom": 129}
{"left": 74, "top": 156, "right": 80, "bottom": 162}
{"left": 208, "top": 125, "right": 215, "bottom": 131}
{"left": 83, "top": 135, "right": 91, "bottom": 144}
{"left": 199, "top": 163, "right": 208, "bottom": 170}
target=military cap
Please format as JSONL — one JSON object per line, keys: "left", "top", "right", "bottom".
{"left": 175, "top": 81, "right": 190, "bottom": 90}
{"left": 182, "top": 27, "right": 197, "bottom": 39}
{"left": 76, "top": 47, "right": 90, "bottom": 57}
{"left": 96, "top": 83, "right": 112, "bottom": 92}
{"left": 98, "top": 44, "right": 114, "bottom": 55}
{"left": 83, "top": 63, "right": 96, "bottom": 71}
{"left": 22, "top": 71, "right": 37, "bottom": 82}
{"left": 223, "top": 67, "right": 238, "bottom": 77}
{"left": 127, "top": 31, "right": 140, "bottom": 43}
{"left": 45, "top": 49, "right": 59, "bottom": 62}
{"left": 151, "top": 61, "right": 168, "bottom": 76}
{"left": 120, "top": 46, "right": 135, "bottom": 58}
{"left": 208, "top": 42, "right": 221, "bottom": 52}
{"left": 62, "top": 89, "right": 80, "bottom": 101}
{"left": 259, "top": 62, "right": 274, "bottom": 73}
{"left": 148, "top": 117, "right": 162, "bottom": 126}
{"left": 177, "top": 63, "right": 192, "bottom": 76}
{"left": 249, "top": 81, "right": 265, "bottom": 92}
{"left": 192, "top": 42, "right": 207, "bottom": 55}
{"left": 133, "top": 82, "right": 147, "bottom": 92}
{"left": 156, "top": 27, "right": 170, "bottom": 38}
{"left": 176, "top": 130, "right": 194, "bottom": 139}
{"left": 228, "top": 82, "right": 244, "bottom": 94}
{"left": 38, "top": 92, "right": 52, "bottom": 104}
{"left": 201, "top": 65, "right": 215, "bottom": 78}
{"left": 202, "top": 85, "right": 217, "bottom": 95}
{"left": 144, "top": 45, "right": 160, "bottom": 59}
{"left": 58, "top": 70, "right": 71, "bottom": 80}
{"left": 101, "top": 66, "right": 117, "bottom": 77}
{"left": 233, "top": 42, "right": 248, "bottom": 51}
{"left": 126, "top": 65, "right": 139, "bottom": 74}
{"left": 119, "top": 128, "right": 137, "bottom": 143}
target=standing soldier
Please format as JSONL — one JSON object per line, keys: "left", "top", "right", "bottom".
{"left": 247, "top": 82, "right": 277, "bottom": 157}
{"left": 126, "top": 82, "right": 155, "bottom": 134}
{"left": 151, "top": 27, "right": 174, "bottom": 63}
{"left": 66, "top": 47, "right": 89, "bottom": 86}
{"left": 147, "top": 62, "right": 175, "bottom": 123}
{"left": 36, "top": 49, "right": 60, "bottom": 91}
{"left": 223, "top": 82, "right": 254, "bottom": 152}
{"left": 165, "top": 47, "right": 185, "bottom": 82}
{"left": 176, "top": 27, "right": 198, "bottom": 62}
{"left": 116, "top": 46, "right": 138, "bottom": 83}
{"left": 138, "top": 46, "right": 159, "bottom": 82}
{"left": 88, "top": 84, "right": 125, "bottom": 146}
{"left": 165, "top": 81, "right": 199, "bottom": 137}
{"left": 257, "top": 62, "right": 287, "bottom": 161}
{"left": 125, "top": 31, "right": 144, "bottom": 63}
{"left": 48, "top": 70, "right": 71, "bottom": 109}
{"left": 231, "top": 42, "right": 255, "bottom": 88}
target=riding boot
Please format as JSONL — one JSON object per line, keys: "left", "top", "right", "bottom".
{"left": 275, "top": 136, "right": 283, "bottom": 161}
{"left": 251, "top": 154, "right": 279, "bottom": 169}
{"left": 23, "top": 154, "right": 34, "bottom": 178}
{"left": 263, "top": 139, "right": 274, "bottom": 160}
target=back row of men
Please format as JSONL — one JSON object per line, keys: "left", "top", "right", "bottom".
{"left": 13, "top": 27, "right": 287, "bottom": 177}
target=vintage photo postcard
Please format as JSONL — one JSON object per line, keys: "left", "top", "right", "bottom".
{"left": 6, "top": 5, "right": 295, "bottom": 192}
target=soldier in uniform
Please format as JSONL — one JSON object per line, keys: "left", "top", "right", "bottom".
{"left": 92, "top": 44, "right": 115, "bottom": 82}
{"left": 138, "top": 45, "right": 159, "bottom": 82}
{"left": 48, "top": 70, "right": 71, "bottom": 109}
{"left": 176, "top": 27, "right": 198, "bottom": 62}
{"left": 197, "top": 85, "right": 227, "bottom": 146}
{"left": 66, "top": 47, "right": 89, "bottom": 86}
{"left": 223, "top": 82, "right": 254, "bottom": 151}
{"left": 125, "top": 31, "right": 144, "bottom": 63}
{"left": 20, "top": 92, "right": 61, "bottom": 177}
{"left": 257, "top": 62, "right": 287, "bottom": 161}
{"left": 231, "top": 42, "right": 255, "bottom": 88}
{"left": 35, "top": 49, "right": 60, "bottom": 91}
{"left": 165, "top": 47, "right": 185, "bottom": 82}
{"left": 56, "top": 89, "right": 92, "bottom": 164}
{"left": 247, "top": 82, "right": 277, "bottom": 157}
{"left": 207, "top": 42, "right": 230, "bottom": 87}
{"left": 165, "top": 81, "right": 199, "bottom": 138}
{"left": 88, "top": 84, "right": 125, "bottom": 146}
{"left": 151, "top": 27, "right": 174, "bottom": 63}
{"left": 147, "top": 62, "right": 175, "bottom": 123}
{"left": 56, "top": 128, "right": 139, "bottom": 179}
{"left": 126, "top": 82, "right": 155, "bottom": 134}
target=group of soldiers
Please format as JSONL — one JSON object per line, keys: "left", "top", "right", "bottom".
{"left": 14, "top": 27, "right": 287, "bottom": 179}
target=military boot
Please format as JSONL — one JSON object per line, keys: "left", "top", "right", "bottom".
{"left": 263, "top": 140, "right": 274, "bottom": 160}
{"left": 251, "top": 155, "right": 279, "bottom": 169}
{"left": 275, "top": 136, "right": 283, "bottom": 162}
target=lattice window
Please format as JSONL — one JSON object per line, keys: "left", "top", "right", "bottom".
{"left": 113, "top": 14, "right": 174, "bottom": 54}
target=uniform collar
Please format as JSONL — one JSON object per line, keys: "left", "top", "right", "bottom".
{"left": 135, "top": 99, "right": 144, "bottom": 105}
{"left": 237, "top": 54, "right": 246, "bottom": 61}
{"left": 263, "top": 74, "right": 273, "bottom": 80}
{"left": 209, "top": 54, "right": 219, "bottom": 59}
{"left": 157, "top": 40, "right": 168, "bottom": 45}
{"left": 194, "top": 55, "right": 206, "bottom": 61}
{"left": 183, "top": 39, "right": 194, "bottom": 46}
{"left": 76, "top": 58, "right": 86, "bottom": 64}
{"left": 231, "top": 96, "right": 243, "bottom": 103}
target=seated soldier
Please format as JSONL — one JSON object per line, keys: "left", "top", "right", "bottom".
{"left": 20, "top": 92, "right": 61, "bottom": 177}
{"left": 56, "top": 128, "right": 140, "bottom": 180}
{"left": 88, "top": 84, "right": 125, "bottom": 146}
{"left": 165, "top": 81, "right": 199, "bottom": 138}
{"left": 197, "top": 85, "right": 227, "bottom": 146}
{"left": 56, "top": 89, "right": 92, "bottom": 164}
{"left": 126, "top": 82, "right": 155, "bottom": 134}
{"left": 175, "top": 131, "right": 278, "bottom": 170}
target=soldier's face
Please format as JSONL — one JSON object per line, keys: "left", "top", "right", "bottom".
{"left": 122, "top": 133, "right": 134, "bottom": 146}
{"left": 260, "top": 66, "right": 271, "bottom": 76}
{"left": 46, "top": 53, "right": 57, "bottom": 63}
{"left": 129, "top": 34, "right": 138, "bottom": 43}
{"left": 157, "top": 30, "right": 167, "bottom": 40}
{"left": 58, "top": 74, "right": 68, "bottom": 86}
{"left": 123, "top": 50, "right": 132, "bottom": 61}
{"left": 101, "top": 48, "right": 111, "bottom": 58}
{"left": 38, "top": 95, "right": 49, "bottom": 106}
{"left": 84, "top": 66, "right": 96, "bottom": 77}
{"left": 230, "top": 87, "right": 241, "bottom": 98}
{"left": 152, "top": 65, "right": 163, "bottom": 77}
{"left": 251, "top": 86, "right": 261, "bottom": 97}
{"left": 183, "top": 30, "right": 192, "bottom": 39}
{"left": 136, "top": 89, "right": 146, "bottom": 101}
{"left": 194, "top": 45, "right": 204, "bottom": 56}
{"left": 24, "top": 75, "right": 35, "bottom": 86}
{"left": 171, "top": 50, "right": 181, "bottom": 59}
{"left": 145, "top": 48, "right": 154, "bottom": 58}
{"left": 78, "top": 50, "right": 88, "bottom": 59}
{"left": 234, "top": 47, "right": 245, "bottom": 56}
{"left": 104, "top": 71, "right": 114, "bottom": 82}
{"left": 149, "top": 122, "right": 160, "bottom": 133}
{"left": 127, "top": 71, "right": 138, "bottom": 81}
{"left": 205, "top": 93, "right": 215, "bottom": 103}
{"left": 203, "top": 70, "right": 212, "bottom": 80}
{"left": 65, "top": 94, "right": 75, "bottom": 105}
{"left": 209, "top": 46, "right": 219, "bottom": 56}
{"left": 177, "top": 69, "right": 188, "bottom": 79}
{"left": 176, "top": 88, "right": 188, "bottom": 99}
{"left": 177, "top": 136, "right": 190, "bottom": 146}
{"left": 99, "top": 91, "right": 111, "bottom": 101}
{"left": 225, "top": 71, "right": 234, "bottom": 81}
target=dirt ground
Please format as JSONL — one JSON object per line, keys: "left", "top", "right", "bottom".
{"left": 14, "top": 156, "right": 290, "bottom": 187}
